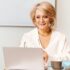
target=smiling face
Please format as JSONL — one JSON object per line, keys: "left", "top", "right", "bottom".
{"left": 35, "top": 9, "right": 50, "bottom": 31}
{"left": 30, "top": 2, "right": 56, "bottom": 32}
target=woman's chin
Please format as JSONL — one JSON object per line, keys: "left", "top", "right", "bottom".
{"left": 38, "top": 26, "right": 47, "bottom": 30}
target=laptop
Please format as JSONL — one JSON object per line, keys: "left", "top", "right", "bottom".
{"left": 3, "top": 47, "right": 44, "bottom": 70}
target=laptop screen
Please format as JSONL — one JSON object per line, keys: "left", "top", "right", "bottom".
{"left": 3, "top": 47, "right": 44, "bottom": 70}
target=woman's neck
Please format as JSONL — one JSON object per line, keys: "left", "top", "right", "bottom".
{"left": 38, "top": 29, "right": 52, "bottom": 36}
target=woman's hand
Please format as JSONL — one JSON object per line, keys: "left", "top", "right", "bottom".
{"left": 43, "top": 51, "right": 48, "bottom": 62}
{"left": 43, "top": 51, "right": 48, "bottom": 70}
{"left": 4, "top": 67, "right": 8, "bottom": 70}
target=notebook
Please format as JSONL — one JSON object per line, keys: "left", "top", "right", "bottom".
{"left": 3, "top": 47, "right": 44, "bottom": 70}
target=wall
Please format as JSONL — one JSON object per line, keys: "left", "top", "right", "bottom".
{"left": 56, "top": 0, "right": 70, "bottom": 43}
{"left": 0, "top": 27, "right": 34, "bottom": 69}
{"left": 1, "top": 0, "right": 70, "bottom": 69}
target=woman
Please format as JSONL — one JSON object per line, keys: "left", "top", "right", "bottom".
{"left": 20, "top": 1, "right": 70, "bottom": 69}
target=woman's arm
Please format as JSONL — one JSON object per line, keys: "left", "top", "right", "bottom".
{"left": 61, "top": 38, "right": 70, "bottom": 60}
{"left": 19, "top": 34, "right": 26, "bottom": 47}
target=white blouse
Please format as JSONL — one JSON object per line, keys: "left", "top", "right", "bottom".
{"left": 20, "top": 28, "right": 70, "bottom": 61}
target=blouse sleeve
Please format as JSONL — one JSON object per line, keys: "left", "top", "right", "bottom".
{"left": 50, "top": 34, "right": 70, "bottom": 61}
{"left": 19, "top": 34, "right": 26, "bottom": 47}
{"left": 61, "top": 37, "right": 70, "bottom": 60}
{"left": 57, "top": 34, "right": 70, "bottom": 61}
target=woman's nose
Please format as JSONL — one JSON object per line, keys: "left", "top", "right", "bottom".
{"left": 40, "top": 17, "right": 44, "bottom": 22}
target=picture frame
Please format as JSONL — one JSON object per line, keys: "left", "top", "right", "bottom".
{"left": 0, "top": 0, "right": 56, "bottom": 27}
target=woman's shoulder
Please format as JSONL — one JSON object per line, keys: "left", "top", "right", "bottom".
{"left": 53, "top": 30, "right": 66, "bottom": 39}
{"left": 22, "top": 28, "right": 38, "bottom": 37}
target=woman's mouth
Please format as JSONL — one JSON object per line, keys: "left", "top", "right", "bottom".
{"left": 39, "top": 23, "right": 46, "bottom": 26}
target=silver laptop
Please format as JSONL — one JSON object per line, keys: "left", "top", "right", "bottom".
{"left": 3, "top": 47, "right": 44, "bottom": 70}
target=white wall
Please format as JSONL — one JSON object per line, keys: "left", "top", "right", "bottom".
{"left": 57, "top": 0, "right": 70, "bottom": 43}
{"left": 0, "top": 27, "right": 34, "bottom": 69}
{"left": 1, "top": 0, "right": 70, "bottom": 69}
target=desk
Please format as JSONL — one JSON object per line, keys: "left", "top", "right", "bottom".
{"left": 4, "top": 61, "right": 70, "bottom": 70}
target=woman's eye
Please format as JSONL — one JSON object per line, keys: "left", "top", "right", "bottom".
{"left": 36, "top": 16, "right": 40, "bottom": 18}
{"left": 44, "top": 16, "right": 48, "bottom": 18}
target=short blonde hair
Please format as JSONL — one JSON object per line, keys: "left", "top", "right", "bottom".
{"left": 30, "top": 1, "right": 56, "bottom": 27}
